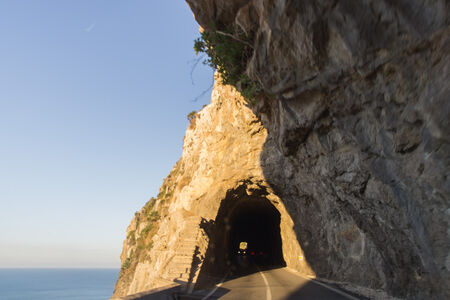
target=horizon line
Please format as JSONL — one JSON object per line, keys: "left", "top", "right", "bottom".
{"left": 0, "top": 267, "right": 120, "bottom": 269}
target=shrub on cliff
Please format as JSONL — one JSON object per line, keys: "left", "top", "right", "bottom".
{"left": 193, "top": 25, "right": 261, "bottom": 104}
{"left": 141, "top": 224, "right": 153, "bottom": 236}
{"left": 119, "top": 257, "right": 131, "bottom": 277}
{"left": 187, "top": 110, "right": 197, "bottom": 122}
{"left": 147, "top": 211, "right": 159, "bottom": 222}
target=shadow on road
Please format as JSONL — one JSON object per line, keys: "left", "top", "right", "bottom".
{"left": 282, "top": 281, "right": 368, "bottom": 300}
{"left": 125, "top": 266, "right": 366, "bottom": 300}
{"left": 176, "top": 267, "right": 367, "bottom": 300}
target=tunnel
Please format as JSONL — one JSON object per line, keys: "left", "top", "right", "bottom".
{"left": 196, "top": 185, "right": 286, "bottom": 285}
{"left": 227, "top": 199, "right": 285, "bottom": 272}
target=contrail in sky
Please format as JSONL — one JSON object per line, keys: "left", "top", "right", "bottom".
{"left": 85, "top": 23, "right": 96, "bottom": 32}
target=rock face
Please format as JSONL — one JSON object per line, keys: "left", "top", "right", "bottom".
{"left": 113, "top": 1, "right": 449, "bottom": 299}
{"left": 185, "top": 0, "right": 449, "bottom": 299}
{"left": 112, "top": 74, "right": 312, "bottom": 297}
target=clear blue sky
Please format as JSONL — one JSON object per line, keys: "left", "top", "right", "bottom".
{"left": 0, "top": 1, "right": 212, "bottom": 268}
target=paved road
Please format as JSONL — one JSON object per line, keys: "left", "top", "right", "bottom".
{"left": 181, "top": 267, "right": 363, "bottom": 300}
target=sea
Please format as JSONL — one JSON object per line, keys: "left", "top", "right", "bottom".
{"left": 0, "top": 269, "right": 119, "bottom": 300}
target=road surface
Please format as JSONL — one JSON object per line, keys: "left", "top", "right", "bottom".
{"left": 180, "top": 267, "right": 364, "bottom": 300}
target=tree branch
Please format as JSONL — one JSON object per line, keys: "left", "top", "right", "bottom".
{"left": 215, "top": 30, "right": 254, "bottom": 49}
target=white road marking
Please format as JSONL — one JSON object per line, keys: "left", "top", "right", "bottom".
{"left": 258, "top": 269, "right": 272, "bottom": 300}
{"left": 285, "top": 268, "right": 360, "bottom": 300}
{"left": 201, "top": 273, "right": 228, "bottom": 300}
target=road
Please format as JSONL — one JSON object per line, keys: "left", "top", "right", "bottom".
{"left": 180, "top": 267, "right": 363, "bottom": 300}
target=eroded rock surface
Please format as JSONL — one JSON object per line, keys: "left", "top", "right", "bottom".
{"left": 113, "top": 1, "right": 449, "bottom": 299}
{"left": 112, "top": 75, "right": 312, "bottom": 298}
{"left": 185, "top": 0, "right": 449, "bottom": 299}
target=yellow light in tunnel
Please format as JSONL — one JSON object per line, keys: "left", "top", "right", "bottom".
{"left": 239, "top": 242, "right": 248, "bottom": 250}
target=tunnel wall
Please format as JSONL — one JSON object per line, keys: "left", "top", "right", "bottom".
{"left": 195, "top": 180, "right": 314, "bottom": 281}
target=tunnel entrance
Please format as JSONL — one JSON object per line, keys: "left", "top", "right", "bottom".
{"left": 196, "top": 183, "right": 286, "bottom": 286}
{"left": 227, "top": 199, "right": 285, "bottom": 272}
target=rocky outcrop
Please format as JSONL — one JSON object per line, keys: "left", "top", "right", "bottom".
{"left": 185, "top": 1, "right": 449, "bottom": 299}
{"left": 112, "top": 75, "right": 312, "bottom": 298}
{"left": 113, "top": 1, "right": 449, "bottom": 299}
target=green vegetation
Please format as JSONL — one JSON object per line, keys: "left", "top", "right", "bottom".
{"left": 239, "top": 73, "right": 261, "bottom": 106}
{"left": 143, "top": 197, "right": 156, "bottom": 218}
{"left": 122, "top": 173, "right": 179, "bottom": 277}
{"left": 147, "top": 240, "right": 153, "bottom": 250}
{"left": 120, "top": 257, "right": 132, "bottom": 277}
{"left": 136, "top": 243, "right": 145, "bottom": 251}
{"left": 187, "top": 110, "right": 197, "bottom": 121}
{"left": 193, "top": 24, "right": 262, "bottom": 103}
{"left": 127, "top": 230, "right": 136, "bottom": 246}
{"left": 157, "top": 182, "right": 176, "bottom": 202}
{"left": 141, "top": 223, "right": 153, "bottom": 236}
{"left": 147, "top": 210, "right": 160, "bottom": 222}
{"left": 122, "top": 257, "right": 131, "bottom": 269}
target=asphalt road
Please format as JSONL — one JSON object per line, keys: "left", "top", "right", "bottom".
{"left": 181, "top": 267, "right": 363, "bottom": 300}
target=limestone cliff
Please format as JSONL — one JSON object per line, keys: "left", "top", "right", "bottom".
{"left": 185, "top": 0, "right": 449, "bottom": 299}
{"left": 113, "top": 1, "right": 449, "bottom": 299}
{"left": 112, "top": 74, "right": 311, "bottom": 297}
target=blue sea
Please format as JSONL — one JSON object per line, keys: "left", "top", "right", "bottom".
{"left": 0, "top": 269, "right": 119, "bottom": 300}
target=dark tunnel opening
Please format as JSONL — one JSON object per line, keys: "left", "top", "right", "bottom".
{"left": 227, "top": 199, "right": 285, "bottom": 273}
{"left": 195, "top": 185, "right": 287, "bottom": 289}
{"left": 196, "top": 190, "right": 286, "bottom": 289}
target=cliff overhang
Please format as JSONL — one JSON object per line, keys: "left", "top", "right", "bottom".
{"left": 113, "top": 1, "right": 449, "bottom": 299}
